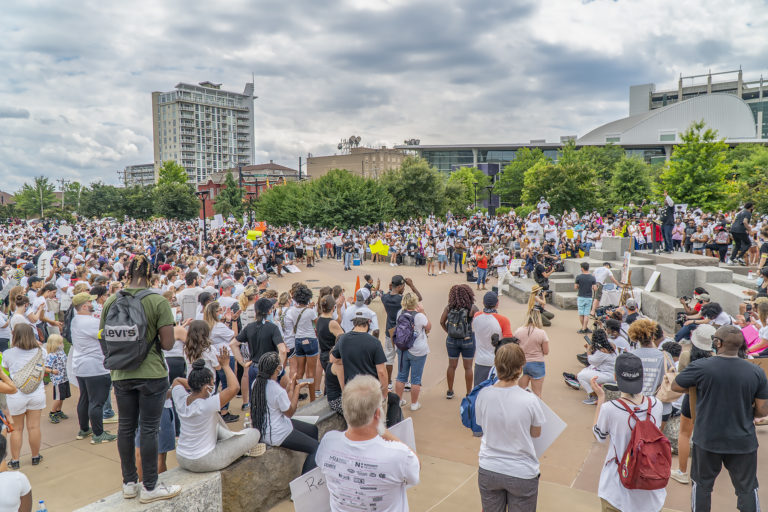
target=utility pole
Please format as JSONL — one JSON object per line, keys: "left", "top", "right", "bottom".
{"left": 298, "top": 156, "right": 302, "bottom": 180}
{"left": 39, "top": 185, "right": 43, "bottom": 219}
{"left": 57, "top": 178, "right": 70, "bottom": 210}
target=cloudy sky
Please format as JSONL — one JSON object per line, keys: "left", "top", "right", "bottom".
{"left": 1, "top": 0, "right": 766, "bottom": 191}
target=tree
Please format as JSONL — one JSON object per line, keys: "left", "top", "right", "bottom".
{"left": 521, "top": 142, "right": 602, "bottom": 213}
{"left": 577, "top": 144, "right": 624, "bottom": 183}
{"left": 153, "top": 182, "right": 199, "bottom": 219}
{"left": 611, "top": 157, "right": 652, "bottom": 206}
{"left": 305, "top": 169, "right": 393, "bottom": 228}
{"left": 120, "top": 185, "right": 155, "bottom": 219}
{"left": 726, "top": 145, "right": 768, "bottom": 211}
{"left": 446, "top": 167, "right": 490, "bottom": 211}
{"left": 214, "top": 172, "right": 244, "bottom": 218}
{"left": 255, "top": 181, "right": 309, "bottom": 226}
{"left": 494, "top": 148, "right": 547, "bottom": 207}
{"left": 658, "top": 121, "right": 730, "bottom": 210}
{"left": 14, "top": 176, "right": 57, "bottom": 218}
{"left": 79, "top": 182, "right": 122, "bottom": 218}
{"left": 380, "top": 157, "right": 445, "bottom": 218}
{"left": 63, "top": 181, "right": 86, "bottom": 213}
{"left": 443, "top": 181, "right": 470, "bottom": 215}
{"left": 157, "top": 160, "right": 188, "bottom": 186}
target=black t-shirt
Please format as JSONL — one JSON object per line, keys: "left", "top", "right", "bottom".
{"left": 575, "top": 273, "right": 596, "bottom": 298}
{"left": 343, "top": 241, "right": 354, "bottom": 253}
{"left": 325, "top": 362, "right": 342, "bottom": 402}
{"left": 731, "top": 210, "right": 752, "bottom": 234}
{"left": 381, "top": 292, "right": 402, "bottom": 331}
{"left": 625, "top": 311, "right": 639, "bottom": 324}
{"left": 675, "top": 356, "right": 768, "bottom": 453}
{"left": 331, "top": 331, "right": 386, "bottom": 384}
{"left": 236, "top": 321, "right": 284, "bottom": 363}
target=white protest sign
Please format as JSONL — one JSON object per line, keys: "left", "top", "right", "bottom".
{"left": 214, "top": 214, "right": 224, "bottom": 228}
{"left": 59, "top": 225, "right": 72, "bottom": 236}
{"left": 332, "top": 236, "right": 343, "bottom": 245}
{"left": 290, "top": 467, "right": 331, "bottom": 512}
{"left": 533, "top": 398, "right": 567, "bottom": 458}
{"left": 389, "top": 417, "right": 417, "bottom": 453}
{"left": 284, "top": 264, "right": 302, "bottom": 273}
{"left": 37, "top": 250, "right": 55, "bottom": 279}
{"left": 644, "top": 271, "right": 661, "bottom": 292}
{"left": 620, "top": 251, "right": 631, "bottom": 284}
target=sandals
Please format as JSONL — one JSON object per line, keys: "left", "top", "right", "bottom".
{"left": 248, "top": 443, "right": 267, "bottom": 457}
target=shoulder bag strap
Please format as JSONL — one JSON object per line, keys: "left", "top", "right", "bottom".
{"left": 293, "top": 307, "right": 307, "bottom": 334}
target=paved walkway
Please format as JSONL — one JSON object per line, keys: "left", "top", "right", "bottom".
{"left": 11, "top": 258, "right": 767, "bottom": 510}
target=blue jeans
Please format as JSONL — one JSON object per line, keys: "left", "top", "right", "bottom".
{"left": 344, "top": 252, "right": 353, "bottom": 269}
{"left": 662, "top": 224, "right": 674, "bottom": 252}
{"left": 454, "top": 253, "right": 463, "bottom": 272}
{"left": 103, "top": 385, "right": 115, "bottom": 418}
{"left": 396, "top": 350, "right": 427, "bottom": 386}
{"left": 446, "top": 335, "right": 475, "bottom": 359}
{"left": 215, "top": 355, "right": 236, "bottom": 411}
{"left": 477, "top": 268, "right": 488, "bottom": 285}
{"left": 675, "top": 323, "right": 698, "bottom": 342}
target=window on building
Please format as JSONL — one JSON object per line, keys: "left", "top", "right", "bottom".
{"left": 605, "top": 136, "right": 620, "bottom": 143}
{"left": 659, "top": 133, "right": 676, "bottom": 142}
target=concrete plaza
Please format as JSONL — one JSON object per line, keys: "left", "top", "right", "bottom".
{"left": 10, "top": 257, "right": 767, "bottom": 511}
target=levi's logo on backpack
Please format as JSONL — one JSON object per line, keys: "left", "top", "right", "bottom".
{"left": 614, "top": 398, "right": 672, "bottom": 490}
{"left": 446, "top": 308, "right": 471, "bottom": 340}
{"left": 392, "top": 311, "right": 418, "bottom": 352}
{"left": 99, "top": 290, "right": 156, "bottom": 371}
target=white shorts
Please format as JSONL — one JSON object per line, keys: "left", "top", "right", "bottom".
{"left": 6, "top": 387, "right": 46, "bottom": 416}
{"left": 383, "top": 336, "right": 396, "bottom": 366}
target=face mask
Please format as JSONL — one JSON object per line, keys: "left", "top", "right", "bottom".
{"left": 175, "top": 311, "right": 182, "bottom": 324}
{"left": 267, "top": 312, "right": 275, "bottom": 322}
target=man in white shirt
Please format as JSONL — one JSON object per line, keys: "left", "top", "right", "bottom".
{"left": 591, "top": 262, "right": 620, "bottom": 315}
{"left": 317, "top": 375, "right": 420, "bottom": 512}
{"left": 176, "top": 273, "right": 203, "bottom": 320}
{"left": 217, "top": 279, "right": 238, "bottom": 311}
{"left": 341, "top": 289, "right": 379, "bottom": 338}
{"left": 537, "top": 197, "right": 550, "bottom": 221}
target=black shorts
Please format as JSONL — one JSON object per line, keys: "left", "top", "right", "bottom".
{"left": 681, "top": 394, "right": 691, "bottom": 419}
{"left": 53, "top": 381, "right": 71, "bottom": 401}
{"left": 296, "top": 248, "right": 304, "bottom": 258}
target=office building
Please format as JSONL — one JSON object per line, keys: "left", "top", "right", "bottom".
{"left": 152, "top": 81, "right": 256, "bottom": 184}
{"left": 306, "top": 146, "right": 406, "bottom": 179}
{"left": 121, "top": 163, "right": 156, "bottom": 186}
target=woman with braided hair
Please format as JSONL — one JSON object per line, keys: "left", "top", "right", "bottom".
{"left": 439, "top": 284, "right": 478, "bottom": 399}
{"left": 250, "top": 352, "right": 319, "bottom": 474}
{"left": 100, "top": 253, "right": 180, "bottom": 502}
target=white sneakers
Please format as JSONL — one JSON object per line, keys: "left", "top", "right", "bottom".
{"left": 669, "top": 469, "right": 690, "bottom": 484}
{"left": 122, "top": 482, "right": 140, "bottom": 499}
{"left": 410, "top": 402, "right": 422, "bottom": 411}
{"left": 399, "top": 399, "right": 407, "bottom": 407}
{"left": 123, "top": 481, "right": 182, "bottom": 503}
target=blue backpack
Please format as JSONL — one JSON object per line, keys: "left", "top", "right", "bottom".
{"left": 392, "top": 311, "right": 418, "bottom": 352}
{"left": 460, "top": 371, "right": 497, "bottom": 435}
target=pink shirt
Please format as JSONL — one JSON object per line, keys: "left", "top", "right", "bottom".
{"left": 514, "top": 326, "right": 549, "bottom": 363}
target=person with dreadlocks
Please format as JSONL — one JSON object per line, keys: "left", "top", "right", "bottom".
{"left": 250, "top": 352, "right": 319, "bottom": 474}
{"left": 100, "top": 253, "right": 180, "bottom": 503}
{"left": 172, "top": 350, "right": 263, "bottom": 473}
{"left": 439, "top": 284, "right": 479, "bottom": 399}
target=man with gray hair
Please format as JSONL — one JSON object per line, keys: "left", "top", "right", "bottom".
{"left": 316, "top": 375, "right": 420, "bottom": 511}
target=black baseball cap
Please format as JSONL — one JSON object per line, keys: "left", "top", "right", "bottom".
{"left": 615, "top": 353, "right": 643, "bottom": 394}
{"left": 391, "top": 275, "right": 405, "bottom": 287}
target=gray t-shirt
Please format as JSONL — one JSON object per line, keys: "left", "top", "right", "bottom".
{"left": 575, "top": 273, "right": 596, "bottom": 298}
{"left": 630, "top": 347, "right": 673, "bottom": 414}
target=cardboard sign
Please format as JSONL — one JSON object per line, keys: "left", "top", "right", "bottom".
{"left": 247, "top": 230, "right": 259, "bottom": 241}
{"left": 389, "top": 417, "right": 417, "bottom": 453}
{"left": 59, "top": 225, "right": 72, "bottom": 236}
{"left": 37, "top": 250, "right": 56, "bottom": 279}
{"left": 214, "top": 214, "right": 224, "bottom": 227}
{"left": 532, "top": 398, "right": 567, "bottom": 457}
{"left": 621, "top": 251, "right": 631, "bottom": 284}
{"left": 290, "top": 467, "right": 331, "bottom": 512}
{"left": 644, "top": 270, "right": 661, "bottom": 292}
{"left": 254, "top": 221, "right": 267, "bottom": 231}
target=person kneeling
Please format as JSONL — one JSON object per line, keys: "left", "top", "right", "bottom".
{"left": 173, "top": 349, "right": 263, "bottom": 473}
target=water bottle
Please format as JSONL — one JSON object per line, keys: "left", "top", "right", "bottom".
{"left": 243, "top": 412, "right": 251, "bottom": 429}
{"left": 37, "top": 501, "right": 47, "bottom": 512}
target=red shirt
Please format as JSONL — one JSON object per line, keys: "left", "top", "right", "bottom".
{"left": 476, "top": 255, "right": 488, "bottom": 269}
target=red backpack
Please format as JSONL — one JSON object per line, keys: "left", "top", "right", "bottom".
{"left": 614, "top": 398, "right": 671, "bottom": 490}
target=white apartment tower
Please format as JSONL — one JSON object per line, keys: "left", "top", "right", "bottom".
{"left": 152, "top": 81, "right": 256, "bottom": 184}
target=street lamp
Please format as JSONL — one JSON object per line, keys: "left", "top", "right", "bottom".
{"left": 473, "top": 182, "right": 478, "bottom": 210}
{"left": 246, "top": 192, "right": 257, "bottom": 226}
{"left": 485, "top": 185, "right": 495, "bottom": 217}
{"left": 195, "top": 190, "right": 209, "bottom": 242}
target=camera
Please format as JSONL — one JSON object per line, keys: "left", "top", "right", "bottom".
{"left": 676, "top": 311, "right": 688, "bottom": 326}
{"left": 746, "top": 303, "right": 753, "bottom": 313}
{"left": 680, "top": 296, "right": 691, "bottom": 302}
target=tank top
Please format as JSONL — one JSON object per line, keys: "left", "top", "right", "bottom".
{"left": 316, "top": 316, "right": 336, "bottom": 353}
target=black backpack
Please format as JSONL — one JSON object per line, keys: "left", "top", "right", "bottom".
{"left": 98, "top": 290, "right": 157, "bottom": 371}
{"left": 61, "top": 305, "right": 76, "bottom": 343}
{"left": 446, "top": 308, "right": 471, "bottom": 340}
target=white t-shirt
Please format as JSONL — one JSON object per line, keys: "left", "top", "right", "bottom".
{"left": 0, "top": 311, "right": 11, "bottom": 340}
{"left": 593, "top": 267, "right": 613, "bottom": 285}
{"left": 172, "top": 385, "right": 222, "bottom": 460}
{"left": 185, "top": 346, "right": 219, "bottom": 376}
{"left": 397, "top": 311, "right": 429, "bottom": 357}
{"left": 210, "top": 322, "right": 234, "bottom": 355}
{"left": 70, "top": 315, "right": 109, "bottom": 377}
{"left": 537, "top": 201, "right": 550, "bottom": 214}
{"left": 1, "top": 347, "right": 47, "bottom": 396}
{"left": 341, "top": 305, "right": 379, "bottom": 333}
{"left": 476, "top": 385, "right": 545, "bottom": 479}
{"left": 262, "top": 379, "right": 293, "bottom": 445}
{"left": 472, "top": 313, "right": 502, "bottom": 366}
{"left": 284, "top": 306, "right": 317, "bottom": 340}
{"left": 0, "top": 471, "right": 31, "bottom": 512}
{"left": 593, "top": 398, "right": 665, "bottom": 512}
{"left": 218, "top": 296, "right": 237, "bottom": 311}
{"left": 317, "top": 430, "right": 420, "bottom": 512}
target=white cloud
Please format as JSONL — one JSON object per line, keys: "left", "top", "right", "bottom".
{"left": 0, "top": 0, "right": 766, "bottom": 192}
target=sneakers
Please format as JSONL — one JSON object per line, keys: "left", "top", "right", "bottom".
{"left": 577, "top": 329, "right": 587, "bottom": 334}
{"left": 49, "top": 412, "right": 61, "bottom": 424}
{"left": 315, "top": 390, "right": 322, "bottom": 398}
{"left": 446, "top": 390, "right": 455, "bottom": 399}
{"left": 399, "top": 399, "right": 407, "bottom": 407}
{"left": 576, "top": 352, "right": 589, "bottom": 366}
{"left": 221, "top": 412, "right": 240, "bottom": 423}
{"left": 387, "top": 383, "right": 393, "bottom": 391}
{"left": 123, "top": 481, "right": 140, "bottom": 499}
{"left": 56, "top": 411, "right": 69, "bottom": 420}
{"left": 76, "top": 429, "right": 93, "bottom": 440}
{"left": 31, "top": 455, "right": 43, "bottom": 465}
{"left": 670, "top": 469, "right": 690, "bottom": 484}
{"left": 139, "top": 482, "right": 182, "bottom": 504}
{"left": 410, "top": 402, "right": 422, "bottom": 411}
{"left": 91, "top": 431, "right": 117, "bottom": 444}
{"left": 241, "top": 403, "right": 250, "bottom": 411}
{"left": 7, "top": 460, "right": 20, "bottom": 470}
{"left": 582, "top": 396, "right": 598, "bottom": 405}
{"left": 404, "top": 383, "right": 411, "bottom": 391}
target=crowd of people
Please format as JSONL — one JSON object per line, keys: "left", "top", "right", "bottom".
{"left": 0, "top": 197, "right": 766, "bottom": 512}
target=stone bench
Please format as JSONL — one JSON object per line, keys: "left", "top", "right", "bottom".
{"left": 76, "top": 398, "right": 345, "bottom": 512}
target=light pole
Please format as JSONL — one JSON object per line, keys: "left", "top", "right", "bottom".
{"left": 246, "top": 192, "right": 257, "bottom": 226}
{"left": 485, "top": 185, "right": 495, "bottom": 216}
{"left": 473, "top": 182, "right": 478, "bottom": 210}
{"left": 195, "top": 190, "right": 209, "bottom": 242}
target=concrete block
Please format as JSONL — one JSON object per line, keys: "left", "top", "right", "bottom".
{"left": 75, "top": 469, "right": 222, "bottom": 512}
{"left": 502, "top": 279, "right": 535, "bottom": 304}
{"left": 629, "top": 257, "right": 655, "bottom": 266}
{"left": 640, "top": 291, "right": 685, "bottom": 333}
{"left": 550, "top": 278, "right": 575, "bottom": 292}
{"left": 549, "top": 272, "right": 572, "bottom": 280}
{"left": 703, "top": 282, "right": 752, "bottom": 317}
{"left": 732, "top": 273, "right": 757, "bottom": 289}
{"left": 653, "top": 252, "right": 720, "bottom": 267}
{"left": 553, "top": 291, "right": 578, "bottom": 309}
{"left": 602, "top": 237, "right": 632, "bottom": 256}
{"left": 656, "top": 264, "right": 695, "bottom": 298}
{"left": 693, "top": 267, "right": 733, "bottom": 287}
{"left": 589, "top": 249, "right": 616, "bottom": 261}
{"left": 563, "top": 258, "right": 596, "bottom": 276}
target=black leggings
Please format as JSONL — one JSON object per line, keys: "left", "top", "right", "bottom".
{"left": 732, "top": 232, "right": 751, "bottom": 261}
{"left": 76, "top": 374, "right": 111, "bottom": 436}
{"left": 165, "top": 357, "right": 186, "bottom": 436}
{"left": 280, "top": 418, "right": 319, "bottom": 474}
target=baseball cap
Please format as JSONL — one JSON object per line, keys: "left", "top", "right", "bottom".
{"left": 220, "top": 279, "right": 235, "bottom": 290}
{"left": 483, "top": 291, "right": 498, "bottom": 308}
{"left": 356, "top": 288, "right": 371, "bottom": 302}
{"left": 697, "top": 293, "right": 710, "bottom": 302}
{"left": 691, "top": 324, "right": 716, "bottom": 351}
{"left": 159, "top": 264, "right": 172, "bottom": 272}
{"left": 614, "top": 352, "right": 644, "bottom": 394}
{"left": 255, "top": 297, "right": 275, "bottom": 315}
{"left": 72, "top": 292, "right": 96, "bottom": 308}
{"left": 625, "top": 298, "right": 638, "bottom": 310}
{"left": 391, "top": 275, "right": 405, "bottom": 287}
{"left": 256, "top": 273, "right": 269, "bottom": 284}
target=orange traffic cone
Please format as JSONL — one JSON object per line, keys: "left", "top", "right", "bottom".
{"left": 353, "top": 275, "right": 361, "bottom": 298}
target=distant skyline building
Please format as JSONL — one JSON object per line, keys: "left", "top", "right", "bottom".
{"left": 306, "top": 146, "right": 406, "bottom": 179}
{"left": 121, "top": 163, "right": 155, "bottom": 186}
{"left": 152, "top": 81, "right": 256, "bottom": 184}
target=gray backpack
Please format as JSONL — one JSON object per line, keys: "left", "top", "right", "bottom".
{"left": 99, "top": 290, "right": 157, "bottom": 371}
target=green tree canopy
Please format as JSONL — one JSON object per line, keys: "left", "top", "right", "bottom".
{"left": 157, "top": 160, "right": 188, "bottom": 186}
{"left": 726, "top": 144, "right": 768, "bottom": 211}
{"left": 14, "top": 176, "right": 57, "bottom": 218}
{"left": 578, "top": 144, "right": 624, "bottom": 183}
{"left": 494, "top": 148, "right": 547, "bottom": 207}
{"left": 380, "top": 156, "right": 445, "bottom": 219}
{"left": 446, "top": 167, "right": 490, "bottom": 212}
{"left": 79, "top": 182, "right": 122, "bottom": 218}
{"left": 120, "top": 185, "right": 155, "bottom": 219}
{"left": 658, "top": 121, "right": 730, "bottom": 210}
{"left": 611, "top": 157, "right": 652, "bottom": 206}
{"left": 214, "top": 172, "right": 244, "bottom": 218}
{"left": 153, "top": 182, "right": 199, "bottom": 220}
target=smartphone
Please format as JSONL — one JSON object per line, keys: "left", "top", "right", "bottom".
{"left": 584, "top": 334, "right": 593, "bottom": 346}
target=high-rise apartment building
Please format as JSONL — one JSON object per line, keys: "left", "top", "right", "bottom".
{"left": 152, "top": 81, "right": 256, "bottom": 184}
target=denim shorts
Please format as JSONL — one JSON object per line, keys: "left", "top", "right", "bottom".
{"left": 446, "top": 335, "right": 475, "bottom": 359}
{"left": 294, "top": 337, "right": 319, "bottom": 357}
{"left": 438, "top": 254, "right": 447, "bottom": 263}
{"left": 396, "top": 350, "right": 427, "bottom": 386}
{"left": 135, "top": 407, "right": 176, "bottom": 453}
{"left": 523, "top": 361, "right": 546, "bottom": 379}
{"left": 577, "top": 296, "right": 592, "bottom": 315}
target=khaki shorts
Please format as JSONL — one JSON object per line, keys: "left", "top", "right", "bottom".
{"left": 593, "top": 283, "right": 603, "bottom": 302}
{"left": 383, "top": 335, "right": 396, "bottom": 365}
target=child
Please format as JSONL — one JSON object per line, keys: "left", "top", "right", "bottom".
{"left": 45, "top": 334, "right": 70, "bottom": 424}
